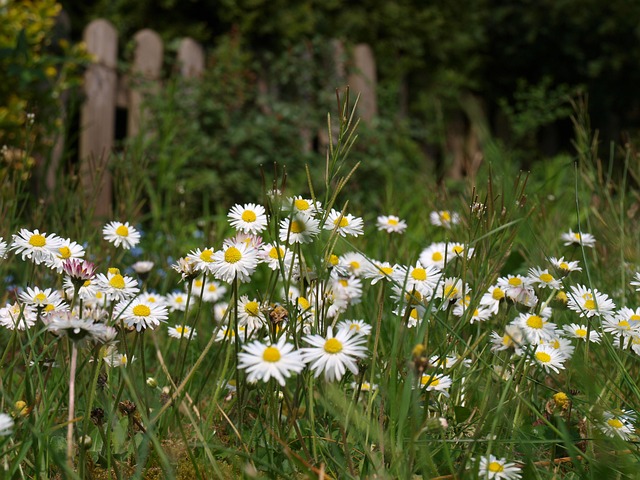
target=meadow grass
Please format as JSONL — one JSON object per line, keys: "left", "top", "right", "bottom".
{"left": 1, "top": 97, "right": 640, "bottom": 479}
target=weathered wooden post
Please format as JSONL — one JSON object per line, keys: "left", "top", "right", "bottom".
{"left": 348, "top": 43, "right": 377, "bottom": 123}
{"left": 127, "top": 29, "right": 163, "bottom": 138}
{"left": 79, "top": 19, "right": 118, "bottom": 219}
{"left": 177, "top": 38, "right": 205, "bottom": 78}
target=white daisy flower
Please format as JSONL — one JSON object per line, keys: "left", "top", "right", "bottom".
{"left": 393, "top": 262, "right": 442, "bottom": 297}
{"left": 172, "top": 256, "right": 199, "bottom": 282}
{"left": 47, "top": 312, "right": 115, "bottom": 345}
{"left": 429, "top": 354, "right": 471, "bottom": 370}
{"left": 200, "top": 280, "right": 228, "bottom": 303}
{"left": 116, "top": 300, "right": 168, "bottom": 332}
{"left": 103, "top": 349, "right": 135, "bottom": 367}
{"left": 361, "top": 260, "right": 396, "bottom": 285}
{"left": 549, "top": 256, "right": 582, "bottom": 275}
{"left": 102, "top": 221, "right": 141, "bottom": 250}
{"left": 561, "top": 229, "right": 596, "bottom": 248}
{"left": 279, "top": 215, "right": 321, "bottom": 244}
{"left": 131, "top": 260, "right": 155, "bottom": 275}
{"left": 599, "top": 410, "right": 636, "bottom": 440}
{"left": 210, "top": 242, "right": 259, "bottom": 284}
{"left": 532, "top": 344, "right": 566, "bottom": 374}
{"left": 603, "top": 308, "right": 640, "bottom": 339}
{"left": 480, "top": 285, "right": 506, "bottom": 314}
{"left": 339, "top": 252, "right": 369, "bottom": 277}
{"left": 497, "top": 275, "right": 537, "bottom": 307}
{"left": 324, "top": 209, "right": 364, "bottom": 237}
{"left": 168, "top": 324, "right": 196, "bottom": 339}
{"left": 350, "top": 381, "right": 378, "bottom": 392}
{"left": 435, "top": 277, "right": 466, "bottom": 303}
{"left": 214, "top": 324, "right": 253, "bottom": 343}
{"left": 94, "top": 269, "right": 140, "bottom": 302}
{"left": 213, "top": 302, "right": 229, "bottom": 323}
{"left": 336, "top": 319, "right": 372, "bottom": 336}
{"left": 527, "top": 267, "right": 561, "bottom": 289}
{"left": 238, "top": 336, "right": 305, "bottom": 386}
{"left": 376, "top": 215, "right": 407, "bottom": 233}
{"left": 18, "top": 286, "right": 67, "bottom": 315}
{"left": 446, "top": 242, "right": 474, "bottom": 260}
{"left": 330, "top": 275, "right": 363, "bottom": 304}
{"left": 429, "top": 210, "right": 460, "bottom": 229}
{"left": 630, "top": 272, "right": 640, "bottom": 291}
{"left": 563, "top": 323, "right": 601, "bottom": 343}
{"left": 10, "top": 228, "right": 63, "bottom": 265}
{"left": 474, "top": 454, "right": 522, "bottom": 479}
{"left": 237, "top": 296, "right": 266, "bottom": 331}
{"left": 465, "top": 306, "right": 493, "bottom": 323}
{"left": 567, "top": 285, "right": 616, "bottom": 319}
{"left": 301, "top": 327, "right": 368, "bottom": 381}
{"left": 512, "top": 312, "right": 557, "bottom": 344}
{"left": 418, "top": 373, "right": 453, "bottom": 396}
{"left": 286, "top": 196, "right": 323, "bottom": 217}
{"left": 0, "top": 238, "right": 7, "bottom": 260}
{"left": 418, "top": 242, "right": 449, "bottom": 269}
{"left": 259, "top": 243, "right": 294, "bottom": 271}
{"left": 228, "top": 203, "right": 268, "bottom": 235}
{"left": 539, "top": 337, "right": 575, "bottom": 361}
{"left": 165, "top": 291, "right": 188, "bottom": 312}
{"left": 46, "top": 238, "right": 85, "bottom": 273}
{"left": 0, "top": 302, "right": 37, "bottom": 330}
{"left": 187, "top": 247, "right": 217, "bottom": 274}
{"left": 137, "top": 291, "right": 166, "bottom": 307}
{"left": 0, "top": 413, "right": 14, "bottom": 436}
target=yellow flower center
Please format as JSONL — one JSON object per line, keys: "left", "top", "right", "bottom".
{"left": 584, "top": 299, "right": 596, "bottom": 310}
{"left": 411, "top": 268, "right": 427, "bottom": 281}
{"left": 502, "top": 334, "right": 514, "bottom": 347}
{"left": 492, "top": 287, "right": 505, "bottom": 300}
{"left": 83, "top": 280, "right": 91, "bottom": 287}
{"left": 560, "top": 262, "right": 569, "bottom": 270}
{"left": 58, "top": 246, "right": 71, "bottom": 259}
{"left": 339, "top": 279, "right": 349, "bottom": 288}
{"left": 535, "top": 351, "right": 551, "bottom": 363}
{"left": 109, "top": 274, "right": 125, "bottom": 289}
{"left": 224, "top": 246, "right": 242, "bottom": 264}
{"left": 29, "top": 234, "right": 46, "bottom": 247}
{"left": 508, "top": 277, "right": 522, "bottom": 287}
{"left": 630, "top": 314, "right": 640, "bottom": 321}
{"left": 298, "top": 297, "right": 310, "bottom": 310}
{"left": 540, "top": 273, "right": 554, "bottom": 283}
{"left": 324, "top": 338, "right": 343, "bottom": 354}
{"left": 120, "top": 355, "right": 128, "bottom": 365}
{"left": 44, "top": 304, "right": 54, "bottom": 312}
{"left": 410, "top": 308, "right": 419, "bottom": 320}
{"left": 263, "top": 346, "right": 281, "bottom": 362}
{"left": 556, "top": 291, "right": 568, "bottom": 303}
{"left": 349, "top": 323, "right": 361, "bottom": 331}
{"left": 432, "top": 252, "right": 443, "bottom": 262}
{"left": 241, "top": 210, "right": 257, "bottom": 222}
{"left": 34, "top": 293, "right": 47, "bottom": 303}
{"left": 421, "top": 375, "right": 439, "bottom": 387}
{"left": 116, "top": 225, "right": 129, "bottom": 237}
{"left": 619, "top": 320, "right": 630, "bottom": 329}
{"left": 200, "top": 249, "right": 214, "bottom": 262}
{"left": 575, "top": 328, "right": 587, "bottom": 337}
{"left": 290, "top": 220, "right": 304, "bottom": 234}
{"left": 244, "top": 301, "right": 260, "bottom": 316}
{"left": 329, "top": 254, "right": 339, "bottom": 266}
{"left": 607, "top": 418, "right": 624, "bottom": 429}
{"left": 405, "top": 290, "right": 423, "bottom": 303}
{"left": 488, "top": 462, "right": 504, "bottom": 473}
{"left": 108, "top": 267, "right": 120, "bottom": 275}
{"left": 334, "top": 216, "right": 349, "bottom": 228}
{"left": 349, "top": 261, "right": 360, "bottom": 270}
{"left": 452, "top": 245, "right": 464, "bottom": 255}
{"left": 175, "top": 326, "right": 186, "bottom": 335}
{"left": 294, "top": 199, "right": 310, "bottom": 211}
{"left": 380, "top": 266, "right": 393, "bottom": 276}
{"left": 207, "top": 285, "right": 217, "bottom": 292}
{"left": 444, "top": 285, "right": 458, "bottom": 298}
{"left": 388, "top": 218, "right": 399, "bottom": 225}
{"left": 133, "top": 305, "right": 151, "bottom": 317}
{"left": 527, "top": 315, "right": 543, "bottom": 329}
{"left": 553, "top": 392, "right": 569, "bottom": 407}
{"left": 574, "top": 233, "right": 582, "bottom": 240}
{"left": 441, "top": 211, "right": 451, "bottom": 222}
{"left": 175, "top": 296, "right": 184, "bottom": 303}
{"left": 268, "top": 247, "right": 283, "bottom": 260}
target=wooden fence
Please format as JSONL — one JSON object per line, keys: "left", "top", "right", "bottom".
{"left": 78, "top": 19, "right": 380, "bottom": 219}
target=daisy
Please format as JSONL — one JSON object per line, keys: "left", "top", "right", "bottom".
{"left": 429, "top": 354, "right": 472, "bottom": 370}
{"left": 549, "top": 256, "right": 582, "bottom": 276}
{"left": 324, "top": 209, "right": 364, "bottom": 237}
{"left": 238, "top": 336, "right": 305, "bottom": 386}
{"left": 237, "top": 296, "right": 266, "bottom": 331}
{"left": 490, "top": 325, "right": 525, "bottom": 355}
{"left": 287, "top": 195, "right": 323, "bottom": 217}
{"left": 259, "top": 243, "right": 294, "bottom": 271}
{"left": 137, "top": 291, "right": 166, "bottom": 307}
{"left": 599, "top": 410, "right": 636, "bottom": 440}
{"left": 213, "top": 302, "right": 230, "bottom": 323}
{"left": 279, "top": 215, "right": 321, "bottom": 244}
{"left": 301, "top": 327, "right": 368, "bottom": 381}
{"left": 630, "top": 272, "right": 640, "bottom": 291}
{"left": 527, "top": 267, "right": 561, "bottom": 289}
{"left": 497, "top": 275, "right": 537, "bottom": 307}
{"left": 532, "top": 344, "right": 566, "bottom": 374}
{"left": 362, "top": 260, "right": 396, "bottom": 285}
{"left": 339, "top": 252, "right": 369, "bottom": 277}
{"left": 165, "top": 291, "right": 188, "bottom": 312}
{"left": 336, "top": 319, "right": 372, "bottom": 336}
{"left": 116, "top": 300, "right": 168, "bottom": 332}
{"left": 563, "top": 323, "right": 601, "bottom": 343}
{"left": 480, "top": 285, "right": 506, "bottom": 314}
{"left": 214, "top": 324, "right": 253, "bottom": 343}
{"left": 447, "top": 242, "right": 474, "bottom": 260}
{"left": 419, "top": 242, "right": 449, "bottom": 269}
{"left": 0, "top": 413, "right": 14, "bottom": 436}
{"left": 201, "top": 280, "right": 228, "bottom": 303}
{"left": 0, "top": 238, "right": 7, "bottom": 259}
{"left": 435, "top": 277, "right": 466, "bottom": 303}
{"left": 172, "top": 256, "right": 199, "bottom": 282}
{"left": 210, "top": 242, "right": 259, "bottom": 284}
{"left": 418, "top": 373, "right": 453, "bottom": 396}
{"left": 603, "top": 308, "right": 640, "bottom": 339}
{"left": 103, "top": 350, "right": 135, "bottom": 367}
{"left": 540, "top": 336, "right": 575, "bottom": 361}
{"left": 102, "top": 221, "right": 141, "bottom": 250}
{"left": 474, "top": 454, "right": 522, "bottom": 479}
{"left": 46, "top": 238, "right": 85, "bottom": 273}
{"left": 512, "top": 312, "right": 557, "bottom": 344}
{"left": 187, "top": 247, "right": 217, "bottom": 274}
{"left": 331, "top": 275, "right": 363, "bottom": 304}
{"left": 561, "top": 229, "right": 596, "bottom": 248}
{"left": 0, "top": 302, "right": 37, "bottom": 330}
{"left": 393, "top": 262, "right": 442, "bottom": 297}
{"left": 47, "top": 312, "right": 115, "bottom": 345}
{"left": 168, "top": 324, "right": 196, "bottom": 339}
{"left": 350, "top": 381, "right": 378, "bottom": 392}
{"left": 19, "top": 286, "right": 67, "bottom": 317}
{"left": 567, "top": 285, "right": 616, "bottom": 319}
{"left": 62, "top": 259, "right": 97, "bottom": 287}
{"left": 131, "top": 260, "right": 154, "bottom": 276}
{"left": 466, "top": 306, "right": 493, "bottom": 324}
{"left": 430, "top": 210, "right": 460, "bottom": 229}
{"left": 376, "top": 215, "right": 407, "bottom": 233}
{"left": 228, "top": 203, "right": 268, "bottom": 235}
{"left": 94, "top": 269, "right": 140, "bottom": 302}
{"left": 10, "top": 228, "right": 63, "bottom": 265}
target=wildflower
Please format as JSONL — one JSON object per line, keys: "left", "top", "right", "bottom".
{"left": 301, "top": 327, "right": 368, "bottom": 381}
{"left": 0, "top": 238, "right": 7, "bottom": 260}
{"left": 228, "top": 203, "right": 268, "bottom": 235}
{"left": 94, "top": 269, "right": 140, "bottom": 302}
{"left": 549, "top": 256, "right": 582, "bottom": 276}
{"left": 497, "top": 275, "right": 537, "bottom": 306}
{"left": 131, "top": 261, "right": 154, "bottom": 275}
{"left": 102, "top": 221, "right": 141, "bottom": 250}
{"left": 11, "top": 228, "right": 63, "bottom": 265}
{"left": 393, "top": 262, "right": 441, "bottom": 297}
{"left": 419, "top": 242, "right": 448, "bottom": 269}
{"left": 336, "top": 319, "right": 372, "bottom": 336}
{"left": 447, "top": 242, "right": 474, "bottom": 260}
{"left": 563, "top": 323, "right": 601, "bottom": 343}
{"left": 540, "top": 337, "right": 575, "bottom": 361}
{"left": 103, "top": 349, "right": 135, "bottom": 367}
{"left": 435, "top": 277, "right": 466, "bottom": 303}
{"left": 362, "top": 260, "right": 396, "bottom": 285}
{"left": 210, "top": 242, "right": 259, "bottom": 284}
{"left": 376, "top": 215, "right": 407, "bottom": 233}
{"left": 599, "top": 410, "right": 636, "bottom": 440}
{"left": 187, "top": 247, "right": 218, "bottom": 274}
{"left": 331, "top": 275, "right": 363, "bottom": 304}
{"left": 46, "top": 238, "right": 85, "bottom": 273}
{"left": 0, "top": 413, "right": 14, "bottom": 436}
{"left": 279, "top": 215, "right": 321, "bottom": 244}
{"left": 200, "top": 280, "right": 227, "bottom": 303}
{"left": 429, "top": 210, "right": 460, "bottom": 229}
{"left": 532, "top": 344, "right": 566, "bottom": 374}
{"left": 465, "top": 306, "right": 493, "bottom": 324}
{"left": 339, "top": 252, "right": 369, "bottom": 277}
{"left": 490, "top": 325, "right": 525, "bottom": 355}
{"left": 214, "top": 324, "right": 253, "bottom": 343}
{"left": 116, "top": 300, "right": 168, "bottom": 332}
{"left": 480, "top": 285, "right": 506, "bottom": 314}
{"left": 561, "top": 229, "right": 596, "bottom": 248}
{"left": 63, "top": 259, "right": 97, "bottom": 288}
{"left": 238, "top": 336, "right": 305, "bottom": 386}
{"left": 259, "top": 243, "right": 294, "bottom": 271}
{"left": 350, "top": 381, "right": 378, "bottom": 392}
{"left": 168, "top": 324, "right": 196, "bottom": 339}
{"left": 213, "top": 302, "right": 229, "bottom": 323}
{"left": 603, "top": 307, "right": 640, "bottom": 339}
{"left": 324, "top": 209, "right": 364, "bottom": 237}
{"left": 165, "top": 291, "right": 188, "bottom": 312}
{"left": 287, "top": 196, "right": 323, "bottom": 217}
{"left": 47, "top": 312, "right": 116, "bottom": 345}
{"left": 429, "top": 354, "right": 471, "bottom": 370}
{"left": 567, "top": 285, "right": 616, "bottom": 319}
{"left": 527, "top": 267, "right": 561, "bottom": 289}
{"left": 474, "top": 455, "right": 522, "bottom": 479}
{"left": 418, "top": 373, "right": 453, "bottom": 396}
{"left": 0, "top": 302, "right": 37, "bottom": 330}
{"left": 513, "top": 312, "right": 557, "bottom": 344}
{"left": 630, "top": 272, "right": 640, "bottom": 291}
{"left": 19, "top": 286, "right": 67, "bottom": 316}
{"left": 137, "top": 291, "right": 166, "bottom": 307}
{"left": 172, "top": 256, "right": 199, "bottom": 282}
{"left": 237, "top": 296, "right": 266, "bottom": 331}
